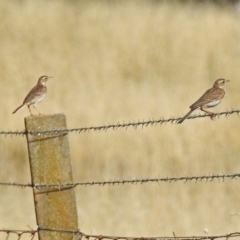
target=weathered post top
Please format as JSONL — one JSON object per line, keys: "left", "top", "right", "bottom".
{"left": 25, "top": 114, "right": 78, "bottom": 240}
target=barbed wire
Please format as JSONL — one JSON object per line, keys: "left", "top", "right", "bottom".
{"left": 0, "top": 227, "right": 37, "bottom": 239}
{"left": 1, "top": 109, "right": 239, "bottom": 136}
{"left": 0, "top": 227, "right": 239, "bottom": 240}
{"left": 0, "top": 173, "right": 239, "bottom": 189}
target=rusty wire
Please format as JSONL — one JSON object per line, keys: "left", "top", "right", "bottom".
{"left": 0, "top": 173, "right": 239, "bottom": 189}
{"left": 0, "top": 228, "right": 240, "bottom": 240}
{"left": 0, "top": 109, "right": 239, "bottom": 136}
{"left": 0, "top": 228, "right": 37, "bottom": 239}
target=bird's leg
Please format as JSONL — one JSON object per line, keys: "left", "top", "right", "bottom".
{"left": 33, "top": 105, "right": 42, "bottom": 116}
{"left": 28, "top": 105, "right": 34, "bottom": 116}
{"left": 200, "top": 107, "right": 215, "bottom": 120}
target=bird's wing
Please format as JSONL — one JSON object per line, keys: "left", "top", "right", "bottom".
{"left": 22, "top": 84, "right": 43, "bottom": 105}
{"left": 190, "top": 87, "right": 225, "bottom": 109}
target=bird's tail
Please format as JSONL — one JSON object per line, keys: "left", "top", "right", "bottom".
{"left": 177, "top": 109, "right": 195, "bottom": 124}
{"left": 12, "top": 104, "right": 25, "bottom": 114}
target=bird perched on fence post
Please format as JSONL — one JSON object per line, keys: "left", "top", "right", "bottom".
{"left": 12, "top": 75, "right": 52, "bottom": 116}
{"left": 177, "top": 78, "right": 230, "bottom": 124}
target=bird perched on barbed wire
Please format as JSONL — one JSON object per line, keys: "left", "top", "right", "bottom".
{"left": 12, "top": 75, "right": 52, "bottom": 116}
{"left": 177, "top": 78, "right": 230, "bottom": 124}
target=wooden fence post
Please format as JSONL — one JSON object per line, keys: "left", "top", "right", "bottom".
{"left": 25, "top": 114, "right": 78, "bottom": 240}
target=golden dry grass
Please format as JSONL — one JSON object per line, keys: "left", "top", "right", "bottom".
{"left": 1, "top": 1, "right": 240, "bottom": 239}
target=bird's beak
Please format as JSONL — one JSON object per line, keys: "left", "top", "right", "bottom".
{"left": 226, "top": 79, "right": 230, "bottom": 82}
{"left": 48, "top": 76, "right": 53, "bottom": 79}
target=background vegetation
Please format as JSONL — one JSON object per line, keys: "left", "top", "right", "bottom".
{"left": 1, "top": 0, "right": 240, "bottom": 238}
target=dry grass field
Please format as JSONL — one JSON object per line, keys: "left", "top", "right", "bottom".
{"left": 1, "top": 0, "right": 240, "bottom": 239}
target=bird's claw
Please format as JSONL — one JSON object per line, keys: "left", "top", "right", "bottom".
{"left": 209, "top": 113, "right": 216, "bottom": 120}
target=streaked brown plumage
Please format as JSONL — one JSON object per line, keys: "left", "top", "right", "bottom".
{"left": 178, "top": 78, "right": 230, "bottom": 124}
{"left": 13, "top": 75, "right": 52, "bottom": 116}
